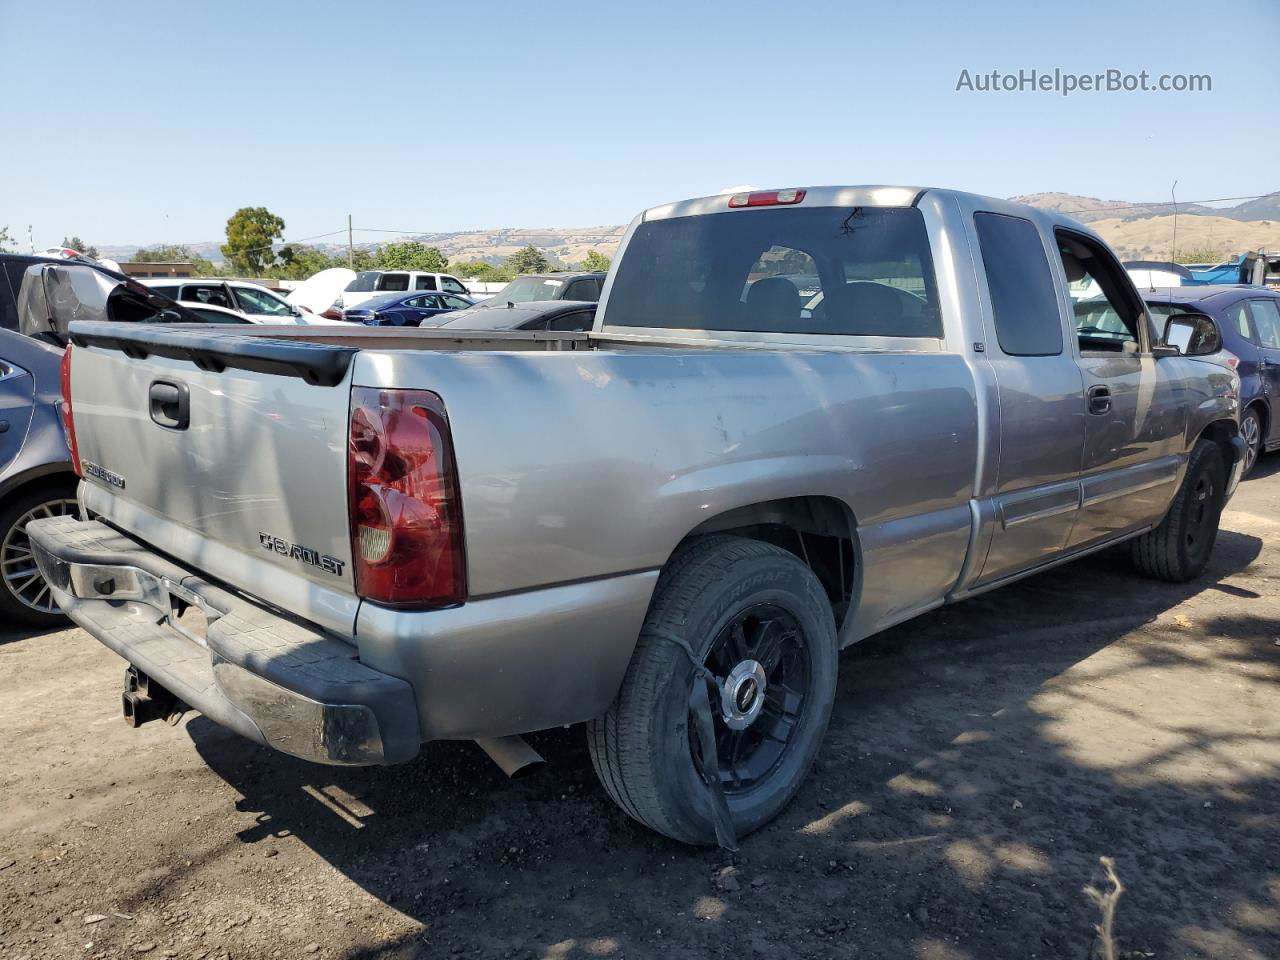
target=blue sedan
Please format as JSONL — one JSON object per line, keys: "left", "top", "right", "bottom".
{"left": 1146, "top": 284, "right": 1280, "bottom": 476}
{"left": 341, "top": 291, "right": 475, "bottom": 327}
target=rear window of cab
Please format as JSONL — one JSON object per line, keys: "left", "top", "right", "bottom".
{"left": 604, "top": 206, "right": 941, "bottom": 338}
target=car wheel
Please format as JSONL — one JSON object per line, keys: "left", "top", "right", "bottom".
{"left": 0, "top": 485, "right": 78, "bottom": 628}
{"left": 1130, "top": 439, "right": 1226, "bottom": 583}
{"left": 1240, "top": 407, "right": 1263, "bottom": 478}
{"left": 587, "top": 535, "right": 838, "bottom": 845}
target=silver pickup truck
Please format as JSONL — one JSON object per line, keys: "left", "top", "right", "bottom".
{"left": 30, "top": 186, "right": 1243, "bottom": 847}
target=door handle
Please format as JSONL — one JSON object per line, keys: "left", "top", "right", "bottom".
{"left": 149, "top": 380, "right": 190, "bottom": 430}
{"left": 1087, "top": 385, "right": 1111, "bottom": 415}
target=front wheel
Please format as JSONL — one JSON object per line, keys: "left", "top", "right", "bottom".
{"left": 587, "top": 535, "right": 838, "bottom": 846}
{"left": 1240, "top": 407, "right": 1263, "bottom": 478}
{"left": 1130, "top": 439, "right": 1226, "bottom": 583}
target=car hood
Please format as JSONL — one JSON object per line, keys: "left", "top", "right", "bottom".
{"left": 286, "top": 267, "right": 356, "bottom": 315}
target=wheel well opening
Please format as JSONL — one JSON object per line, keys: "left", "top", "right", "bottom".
{"left": 1245, "top": 400, "right": 1269, "bottom": 436}
{"left": 1198, "top": 418, "right": 1238, "bottom": 476}
{"left": 682, "top": 496, "right": 858, "bottom": 631}
{"left": 1, "top": 471, "right": 78, "bottom": 510}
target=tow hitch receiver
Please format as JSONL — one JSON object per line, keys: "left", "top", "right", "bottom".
{"left": 122, "top": 667, "right": 186, "bottom": 727}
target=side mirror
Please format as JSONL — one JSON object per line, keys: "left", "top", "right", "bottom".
{"left": 1162, "top": 312, "right": 1221, "bottom": 357}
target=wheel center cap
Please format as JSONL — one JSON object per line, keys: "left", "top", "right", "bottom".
{"left": 721, "top": 660, "right": 768, "bottom": 730}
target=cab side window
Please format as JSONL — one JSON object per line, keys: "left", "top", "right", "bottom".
{"left": 974, "top": 213, "right": 1062, "bottom": 356}
{"left": 414, "top": 275, "right": 438, "bottom": 291}
{"left": 441, "top": 277, "right": 468, "bottom": 295}
{"left": 1056, "top": 232, "right": 1145, "bottom": 353}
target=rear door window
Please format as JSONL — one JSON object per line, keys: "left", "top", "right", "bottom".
{"left": 1222, "top": 301, "right": 1256, "bottom": 343}
{"left": 414, "top": 275, "right": 438, "bottom": 291}
{"left": 974, "top": 212, "right": 1063, "bottom": 356}
{"left": 604, "top": 206, "right": 941, "bottom": 337}
{"left": 378, "top": 273, "right": 410, "bottom": 292}
{"left": 1250, "top": 299, "right": 1280, "bottom": 349}
{"left": 548, "top": 308, "right": 595, "bottom": 331}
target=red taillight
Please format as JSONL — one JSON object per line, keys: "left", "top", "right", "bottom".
{"left": 60, "top": 345, "right": 82, "bottom": 477}
{"left": 348, "top": 387, "right": 465, "bottom": 607}
{"left": 727, "top": 188, "right": 806, "bottom": 208}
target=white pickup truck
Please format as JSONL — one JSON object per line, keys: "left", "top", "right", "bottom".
{"left": 30, "top": 186, "right": 1243, "bottom": 847}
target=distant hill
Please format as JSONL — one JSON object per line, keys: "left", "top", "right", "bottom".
{"left": 96, "top": 190, "right": 1279, "bottom": 270}
{"left": 1013, "top": 190, "right": 1280, "bottom": 261}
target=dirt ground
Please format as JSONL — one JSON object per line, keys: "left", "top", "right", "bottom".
{"left": 3, "top": 465, "right": 1279, "bottom": 960}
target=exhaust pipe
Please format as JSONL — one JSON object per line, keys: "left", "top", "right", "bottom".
{"left": 475, "top": 735, "right": 545, "bottom": 778}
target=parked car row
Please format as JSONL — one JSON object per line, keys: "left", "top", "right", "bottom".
{"left": 334, "top": 270, "right": 608, "bottom": 327}
{"left": 22, "top": 186, "right": 1252, "bottom": 851}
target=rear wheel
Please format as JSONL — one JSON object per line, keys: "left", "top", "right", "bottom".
{"left": 1130, "top": 440, "right": 1226, "bottom": 583}
{"left": 1240, "top": 407, "right": 1263, "bottom": 478}
{"left": 0, "top": 484, "right": 78, "bottom": 628}
{"left": 587, "top": 535, "right": 838, "bottom": 845}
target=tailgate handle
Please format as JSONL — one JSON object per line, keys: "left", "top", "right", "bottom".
{"left": 149, "top": 380, "right": 190, "bottom": 430}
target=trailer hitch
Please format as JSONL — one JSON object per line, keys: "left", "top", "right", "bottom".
{"left": 122, "top": 667, "right": 186, "bottom": 728}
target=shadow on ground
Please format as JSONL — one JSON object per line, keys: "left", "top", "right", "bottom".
{"left": 176, "top": 529, "right": 1277, "bottom": 960}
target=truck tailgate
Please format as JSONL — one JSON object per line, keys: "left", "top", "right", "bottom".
{"left": 66, "top": 325, "right": 361, "bottom": 634}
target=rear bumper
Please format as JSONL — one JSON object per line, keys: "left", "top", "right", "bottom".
{"left": 27, "top": 516, "right": 420, "bottom": 766}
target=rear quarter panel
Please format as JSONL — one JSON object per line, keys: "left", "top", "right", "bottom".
{"left": 354, "top": 346, "right": 980, "bottom": 641}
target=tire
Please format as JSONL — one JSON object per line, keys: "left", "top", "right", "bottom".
{"left": 0, "top": 483, "right": 78, "bottom": 629}
{"left": 588, "top": 535, "right": 838, "bottom": 846}
{"left": 1130, "top": 439, "right": 1227, "bottom": 583}
{"left": 1240, "top": 406, "right": 1263, "bottom": 478}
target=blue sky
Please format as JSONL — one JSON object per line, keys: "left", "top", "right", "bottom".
{"left": 2, "top": 0, "right": 1277, "bottom": 248}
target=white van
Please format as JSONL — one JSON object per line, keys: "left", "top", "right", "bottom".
{"left": 338, "top": 271, "right": 471, "bottom": 310}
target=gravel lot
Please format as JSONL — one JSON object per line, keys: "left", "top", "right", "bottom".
{"left": 3, "top": 463, "right": 1278, "bottom": 960}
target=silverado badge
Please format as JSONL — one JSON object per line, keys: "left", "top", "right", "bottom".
{"left": 83, "top": 461, "right": 126, "bottom": 490}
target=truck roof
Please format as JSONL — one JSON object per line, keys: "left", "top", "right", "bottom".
{"left": 642, "top": 185, "right": 1091, "bottom": 232}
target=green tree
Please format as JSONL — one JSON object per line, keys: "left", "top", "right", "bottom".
{"left": 131, "top": 244, "right": 217, "bottom": 276}
{"left": 1171, "top": 245, "right": 1228, "bottom": 265}
{"left": 274, "top": 244, "right": 343, "bottom": 279}
{"left": 505, "top": 244, "right": 549, "bottom": 275}
{"left": 451, "top": 259, "right": 512, "bottom": 282}
{"left": 221, "top": 206, "right": 285, "bottom": 275}
{"left": 580, "top": 249, "right": 611, "bottom": 272}
{"left": 0, "top": 225, "right": 12, "bottom": 253}
{"left": 61, "top": 236, "right": 99, "bottom": 259}
{"left": 374, "top": 241, "right": 448, "bottom": 272}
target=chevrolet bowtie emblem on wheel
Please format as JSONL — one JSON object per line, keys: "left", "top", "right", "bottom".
{"left": 258, "top": 532, "right": 345, "bottom": 577}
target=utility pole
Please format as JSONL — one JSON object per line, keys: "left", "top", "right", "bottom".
{"left": 348, "top": 214, "right": 354, "bottom": 269}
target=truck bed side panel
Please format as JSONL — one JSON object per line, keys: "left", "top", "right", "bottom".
{"left": 354, "top": 347, "right": 979, "bottom": 637}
